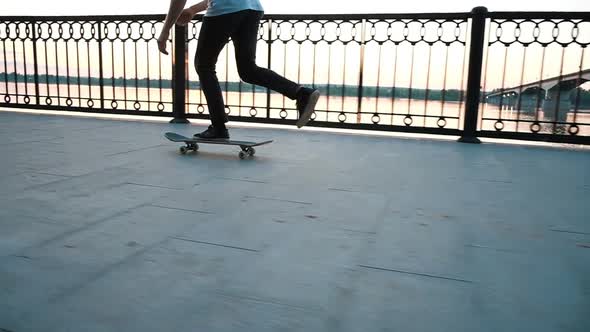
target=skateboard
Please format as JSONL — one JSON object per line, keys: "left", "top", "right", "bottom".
{"left": 164, "top": 132, "right": 273, "bottom": 159}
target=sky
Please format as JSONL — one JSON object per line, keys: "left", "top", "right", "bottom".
{"left": 1, "top": 0, "right": 589, "bottom": 16}
{"left": 1, "top": 0, "right": 588, "bottom": 92}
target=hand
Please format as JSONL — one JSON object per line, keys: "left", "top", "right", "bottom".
{"left": 176, "top": 8, "right": 194, "bottom": 26}
{"left": 157, "top": 30, "right": 169, "bottom": 55}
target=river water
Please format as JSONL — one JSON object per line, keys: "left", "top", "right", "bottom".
{"left": 3, "top": 83, "right": 589, "bottom": 135}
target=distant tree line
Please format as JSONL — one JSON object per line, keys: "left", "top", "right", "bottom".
{"left": 4, "top": 72, "right": 590, "bottom": 105}
{"left": 1, "top": 72, "right": 468, "bottom": 102}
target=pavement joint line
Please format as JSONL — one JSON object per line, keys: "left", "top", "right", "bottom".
{"left": 12, "top": 255, "right": 33, "bottom": 260}
{"left": 214, "top": 176, "right": 268, "bottom": 184}
{"left": 549, "top": 229, "right": 590, "bottom": 236}
{"left": 29, "top": 171, "right": 74, "bottom": 178}
{"left": 170, "top": 237, "right": 259, "bottom": 252}
{"left": 328, "top": 188, "right": 361, "bottom": 193}
{"left": 358, "top": 264, "right": 474, "bottom": 284}
{"left": 473, "top": 179, "right": 513, "bottom": 184}
{"left": 125, "top": 182, "right": 184, "bottom": 191}
{"left": 148, "top": 204, "right": 213, "bottom": 215}
{"left": 214, "top": 291, "right": 320, "bottom": 313}
{"left": 338, "top": 228, "right": 378, "bottom": 235}
{"left": 243, "top": 195, "right": 312, "bottom": 205}
{"left": 464, "top": 244, "right": 521, "bottom": 253}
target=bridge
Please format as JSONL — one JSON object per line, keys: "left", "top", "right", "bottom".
{"left": 484, "top": 69, "right": 590, "bottom": 124}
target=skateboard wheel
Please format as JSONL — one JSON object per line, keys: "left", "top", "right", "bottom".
{"left": 239, "top": 151, "right": 246, "bottom": 159}
{"left": 242, "top": 146, "right": 254, "bottom": 156}
{"left": 191, "top": 144, "right": 199, "bottom": 151}
{"left": 180, "top": 146, "right": 188, "bottom": 154}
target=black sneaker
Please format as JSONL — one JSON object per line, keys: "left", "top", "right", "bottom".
{"left": 296, "top": 87, "right": 320, "bottom": 128}
{"left": 194, "top": 125, "right": 229, "bottom": 139}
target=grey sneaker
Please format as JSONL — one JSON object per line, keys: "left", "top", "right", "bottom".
{"left": 295, "top": 87, "right": 320, "bottom": 128}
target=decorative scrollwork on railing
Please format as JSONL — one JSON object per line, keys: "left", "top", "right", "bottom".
{"left": 1, "top": 10, "right": 589, "bottom": 144}
{"left": 481, "top": 15, "right": 590, "bottom": 138}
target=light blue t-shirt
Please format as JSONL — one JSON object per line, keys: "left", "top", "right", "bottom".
{"left": 205, "top": 0, "right": 264, "bottom": 17}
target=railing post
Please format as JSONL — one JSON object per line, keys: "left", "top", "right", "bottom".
{"left": 170, "top": 23, "right": 190, "bottom": 123}
{"left": 357, "top": 19, "right": 366, "bottom": 124}
{"left": 266, "top": 18, "right": 272, "bottom": 119}
{"left": 459, "top": 6, "right": 488, "bottom": 144}
{"left": 31, "top": 21, "right": 41, "bottom": 106}
{"left": 97, "top": 21, "right": 105, "bottom": 110}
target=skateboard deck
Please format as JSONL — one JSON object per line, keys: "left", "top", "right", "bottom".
{"left": 164, "top": 132, "right": 273, "bottom": 159}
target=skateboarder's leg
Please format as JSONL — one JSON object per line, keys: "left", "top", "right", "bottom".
{"left": 194, "top": 15, "right": 236, "bottom": 138}
{"left": 232, "top": 10, "right": 320, "bottom": 127}
{"left": 231, "top": 11, "right": 299, "bottom": 99}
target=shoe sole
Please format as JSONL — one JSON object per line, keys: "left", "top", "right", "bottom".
{"left": 194, "top": 137, "right": 230, "bottom": 140}
{"left": 296, "top": 90, "right": 320, "bottom": 128}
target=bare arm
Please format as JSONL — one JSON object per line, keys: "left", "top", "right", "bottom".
{"left": 158, "top": 0, "right": 207, "bottom": 55}
{"left": 161, "top": 0, "right": 188, "bottom": 36}
{"left": 185, "top": 1, "right": 209, "bottom": 17}
{"left": 176, "top": 0, "right": 209, "bottom": 25}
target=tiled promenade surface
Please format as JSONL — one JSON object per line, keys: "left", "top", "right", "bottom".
{"left": 1, "top": 110, "right": 589, "bottom": 331}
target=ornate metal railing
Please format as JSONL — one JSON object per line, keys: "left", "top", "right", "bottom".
{"left": 0, "top": 16, "right": 173, "bottom": 115}
{"left": 479, "top": 11, "right": 590, "bottom": 143}
{"left": 181, "top": 12, "right": 471, "bottom": 136}
{"left": 1, "top": 8, "right": 589, "bottom": 144}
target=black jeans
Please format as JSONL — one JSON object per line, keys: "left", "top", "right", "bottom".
{"left": 195, "top": 10, "right": 300, "bottom": 127}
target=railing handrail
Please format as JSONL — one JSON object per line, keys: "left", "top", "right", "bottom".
{"left": 0, "top": 13, "right": 472, "bottom": 22}
{"left": 488, "top": 11, "right": 590, "bottom": 19}
{"left": 0, "top": 15, "right": 167, "bottom": 22}
{"left": 2, "top": 11, "right": 590, "bottom": 22}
